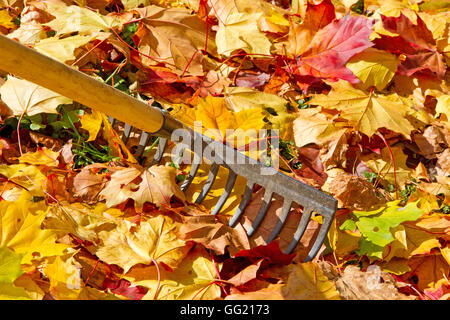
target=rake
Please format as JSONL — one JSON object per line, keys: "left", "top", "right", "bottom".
{"left": 0, "top": 35, "right": 337, "bottom": 261}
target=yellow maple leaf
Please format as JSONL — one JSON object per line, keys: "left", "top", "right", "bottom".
{"left": 367, "top": 0, "right": 419, "bottom": 24}
{"left": 127, "top": 245, "right": 221, "bottom": 300}
{"left": 196, "top": 95, "right": 237, "bottom": 139}
{"left": 310, "top": 81, "right": 415, "bottom": 138}
{"left": 435, "top": 94, "right": 449, "bottom": 120}
{"left": 99, "top": 113, "right": 137, "bottom": 163}
{"left": 0, "top": 164, "right": 47, "bottom": 199}
{"left": 0, "top": 191, "right": 70, "bottom": 264}
{"left": 44, "top": 3, "right": 120, "bottom": 36}
{"left": 224, "top": 87, "right": 295, "bottom": 139}
{"left": 34, "top": 34, "right": 95, "bottom": 63}
{"left": 346, "top": 48, "right": 400, "bottom": 91}
{"left": 195, "top": 95, "right": 266, "bottom": 144}
{"left": 98, "top": 164, "right": 185, "bottom": 209}
{"left": 18, "top": 148, "right": 60, "bottom": 167}
{"left": 135, "top": 6, "right": 217, "bottom": 76}
{"left": 211, "top": 0, "right": 272, "bottom": 56}
{"left": 95, "top": 215, "right": 192, "bottom": 273}
{"left": 0, "top": 9, "right": 14, "bottom": 28}
{"left": 384, "top": 224, "right": 441, "bottom": 262}
{"left": 80, "top": 110, "right": 103, "bottom": 142}
{"left": 293, "top": 108, "right": 348, "bottom": 148}
{"left": 42, "top": 255, "right": 120, "bottom": 300}
{"left": 7, "top": 22, "right": 46, "bottom": 46}
{"left": 0, "top": 75, "right": 72, "bottom": 116}
{"left": 281, "top": 262, "right": 341, "bottom": 300}
{"left": 43, "top": 255, "right": 83, "bottom": 299}
{"left": 363, "top": 146, "right": 413, "bottom": 189}
{"left": 121, "top": 0, "right": 151, "bottom": 10}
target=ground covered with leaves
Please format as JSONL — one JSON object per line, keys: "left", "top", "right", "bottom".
{"left": 0, "top": 0, "right": 449, "bottom": 300}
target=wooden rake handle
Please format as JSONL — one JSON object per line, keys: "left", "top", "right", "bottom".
{"left": 0, "top": 35, "right": 181, "bottom": 136}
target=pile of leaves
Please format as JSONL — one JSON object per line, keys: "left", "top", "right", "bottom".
{"left": 0, "top": 0, "right": 449, "bottom": 300}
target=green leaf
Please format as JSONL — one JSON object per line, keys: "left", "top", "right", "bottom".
{"left": 356, "top": 217, "right": 395, "bottom": 247}
{"left": 339, "top": 219, "right": 356, "bottom": 231}
{"left": 354, "top": 201, "right": 424, "bottom": 248}
{"left": 353, "top": 205, "right": 387, "bottom": 218}
{"left": 0, "top": 246, "right": 24, "bottom": 283}
{"left": 356, "top": 238, "right": 384, "bottom": 259}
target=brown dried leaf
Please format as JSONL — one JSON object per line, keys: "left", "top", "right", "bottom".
{"left": 413, "top": 125, "right": 448, "bottom": 159}
{"left": 328, "top": 172, "right": 388, "bottom": 211}
{"left": 334, "top": 265, "right": 416, "bottom": 300}
{"left": 71, "top": 164, "right": 108, "bottom": 204}
{"left": 177, "top": 215, "right": 250, "bottom": 256}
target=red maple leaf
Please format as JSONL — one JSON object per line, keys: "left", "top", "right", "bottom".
{"left": 373, "top": 14, "right": 446, "bottom": 79}
{"left": 293, "top": 15, "right": 375, "bottom": 83}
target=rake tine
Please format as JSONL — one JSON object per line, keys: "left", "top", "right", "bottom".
{"left": 266, "top": 199, "right": 293, "bottom": 243}
{"left": 285, "top": 207, "right": 313, "bottom": 254}
{"left": 211, "top": 171, "right": 237, "bottom": 215}
{"left": 151, "top": 137, "right": 168, "bottom": 165}
{"left": 304, "top": 215, "right": 333, "bottom": 261}
{"left": 180, "top": 161, "right": 200, "bottom": 192}
{"left": 194, "top": 163, "right": 219, "bottom": 204}
{"left": 108, "top": 116, "right": 115, "bottom": 125}
{"left": 247, "top": 189, "right": 274, "bottom": 237}
{"left": 135, "top": 131, "right": 150, "bottom": 159}
{"left": 229, "top": 181, "right": 254, "bottom": 227}
{"left": 121, "top": 123, "right": 132, "bottom": 144}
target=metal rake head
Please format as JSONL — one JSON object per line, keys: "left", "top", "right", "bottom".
{"left": 109, "top": 116, "right": 337, "bottom": 262}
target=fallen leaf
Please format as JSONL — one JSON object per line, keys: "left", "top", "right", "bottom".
{"left": 328, "top": 172, "right": 388, "bottom": 211}
{"left": 211, "top": 0, "right": 272, "bottom": 56}
{"left": 0, "top": 190, "right": 70, "bottom": 264}
{"left": 177, "top": 214, "right": 250, "bottom": 256}
{"left": 294, "top": 15, "right": 375, "bottom": 83}
{"left": 226, "top": 259, "right": 263, "bottom": 287}
{"left": 18, "top": 148, "right": 60, "bottom": 167}
{"left": 135, "top": 6, "right": 216, "bottom": 75}
{"left": 0, "top": 247, "right": 30, "bottom": 300}
{"left": 334, "top": 265, "right": 415, "bottom": 300}
{"left": 375, "top": 13, "right": 446, "bottom": 79}
{"left": 127, "top": 245, "right": 222, "bottom": 300}
{"left": 0, "top": 246, "right": 24, "bottom": 283}
{"left": 224, "top": 283, "right": 284, "bottom": 300}
{"left": 44, "top": 3, "right": 120, "bottom": 35}
{"left": 353, "top": 201, "right": 424, "bottom": 258}
{"left": 0, "top": 9, "right": 14, "bottom": 28}
{"left": 412, "top": 125, "right": 447, "bottom": 159}
{"left": 34, "top": 34, "right": 95, "bottom": 62}
{"left": 7, "top": 22, "right": 46, "bottom": 45}
{"left": 346, "top": 48, "right": 399, "bottom": 90}
{"left": 0, "top": 75, "right": 72, "bottom": 116}
{"left": 71, "top": 164, "right": 108, "bottom": 203}
{"left": 435, "top": 95, "right": 449, "bottom": 119}
{"left": 383, "top": 223, "right": 442, "bottom": 261}
{"left": 281, "top": 261, "right": 341, "bottom": 300}
{"left": 362, "top": 146, "right": 414, "bottom": 188}
{"left": 288, "top": 0, "right": 335, "bottom": 56}
{"left": 403, "top": 253, "right": 450, "bottom": 291}
{"left": 310, "top": 81, "right": 415, "bottom": 138}
{"left": 95, "top": 215, "right": 192, "bottom": 272}
{"left": 99, "top": 164, "right": 185, "bottom": 209}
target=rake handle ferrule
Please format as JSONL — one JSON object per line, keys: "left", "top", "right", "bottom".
{"left": 0, "top": 35, "right": 180, "bottom": 135}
